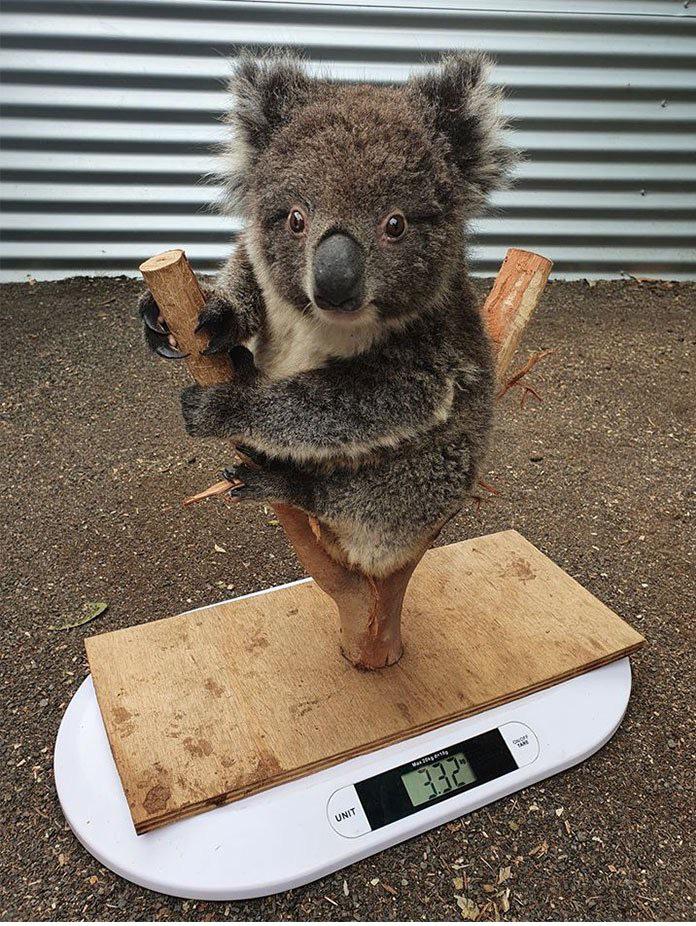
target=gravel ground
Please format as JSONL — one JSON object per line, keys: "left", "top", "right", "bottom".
{"left": 1, "top": 276, "right": 693, "bottom": 922}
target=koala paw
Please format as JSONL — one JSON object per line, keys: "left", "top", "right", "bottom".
{"left": 195, "top": 296, "right": 239, "bottom": 357}
{"left": 222, "top": 463, "right": 283, "bottom": 504}
{"left": 139, "top": 291, "right": 187, "bottom": 359}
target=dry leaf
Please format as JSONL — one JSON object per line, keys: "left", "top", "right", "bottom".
{"left": 214, "top": 544, "right": 227, "bottom": 554}
{"left": 455, "top": 894, "right": 480, "bottom": 920}
{"left": 498, "top": 887, "right": 511, "bottom": 913}
{"left": 453, "top": 876, "right": 464, "bottom": 890}
{"left": 498, "top": 865, "right": 512, "bottom": 884}
{"left": 51, "top": 601, "right": 108, "bottom": 631}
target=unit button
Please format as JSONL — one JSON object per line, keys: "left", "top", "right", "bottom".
{"left": 327, "top": 785, "right": 372, "bottom": 838}
{"left": 499, "top": 722, "right": 540, "bottom": 767}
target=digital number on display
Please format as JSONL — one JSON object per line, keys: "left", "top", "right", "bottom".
{"left": 401, "top": 752, "right": 477, "bottom": 807}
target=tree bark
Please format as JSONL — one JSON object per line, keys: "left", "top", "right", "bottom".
{"left": 140, "top": 247, "right": 553, "bottom": 669}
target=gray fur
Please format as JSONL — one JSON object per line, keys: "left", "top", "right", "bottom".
{"left": 146, "top": 51, "right": 514, "bottom": 576}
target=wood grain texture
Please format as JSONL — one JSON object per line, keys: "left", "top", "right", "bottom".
{"left": 139, "top": 249, "right": 232, "bottom": 386}
{"left": 85, "top": 530, "right": 644, "bottom": 834}
{"left": 482, "top": 248, "right": 553, "bottom": 380}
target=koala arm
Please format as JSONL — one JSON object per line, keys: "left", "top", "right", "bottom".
{"left": 194, "top": 240, "right": 265, "bottom": 353}
{"left": 181, "top": 341, "right": 458, "bottom": 462}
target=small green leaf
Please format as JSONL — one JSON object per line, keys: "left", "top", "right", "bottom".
{"left": 51, "top": 601, "right": 108, "bottom": 631}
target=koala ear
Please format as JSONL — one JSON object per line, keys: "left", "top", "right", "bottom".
{"left": 221, "top": 51, "right": 311, "bottom": 210}
{"left": 410, "top": 53, "right": 515, "bottom": 209}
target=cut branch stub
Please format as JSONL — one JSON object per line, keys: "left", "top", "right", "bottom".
{"left": 482, "top": 248, "right": 553, "bottom": 382}
{"left": 140, "top": 246, "right": 553, "bottom": 670}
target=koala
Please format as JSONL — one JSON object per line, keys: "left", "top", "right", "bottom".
{"left": 140, "top": 51, "right": 514, "bottom": 577}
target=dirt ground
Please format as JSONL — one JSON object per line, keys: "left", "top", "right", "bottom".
{"left": 0, "top": 276, "right": 693, "bottom": 922}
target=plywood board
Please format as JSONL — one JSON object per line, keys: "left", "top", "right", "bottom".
{"left": 85, "top": 530, "right": 644, "bottom": 833}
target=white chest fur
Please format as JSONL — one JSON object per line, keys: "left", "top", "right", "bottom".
{"left": 249, "top": 293, "right": 383, "bottom": 382}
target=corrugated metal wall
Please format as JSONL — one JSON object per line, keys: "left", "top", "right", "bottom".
{"left": 1, "top": 0, "right": 695, "bottom": 281}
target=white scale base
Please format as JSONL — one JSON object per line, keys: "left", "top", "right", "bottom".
{"left": 55, "top": 652, "right": 631, "bottom": 900}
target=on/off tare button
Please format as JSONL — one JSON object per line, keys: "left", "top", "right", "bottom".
{"left": 499, "top": 722, "right": 540, "bottom": 767}
{"left": 327, "top": 786, "right": 371, "bottom": 838}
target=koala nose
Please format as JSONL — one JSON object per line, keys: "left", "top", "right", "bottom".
{"left": 313, "top": 232, "right": 365, "bottom": 313}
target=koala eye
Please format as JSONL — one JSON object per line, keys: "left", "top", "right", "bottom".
{"left": 288, "top": 208, "right": 306, "bottom": 235}
{"left": 383, "top": 212, "right": 407, "bottom": 241}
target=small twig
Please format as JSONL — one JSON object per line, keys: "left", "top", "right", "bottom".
{"left": 183, "top": 478, "right": 237, "bottom": 507}
{"left": 468, "top": 495, "right": 487, "bottom": 517}
{"left": 477, "top": 478, "right": 501, "bottom": 496}
{"left": 496, "top": 349, "right": 556, "bottom": 402}
{"left": 520, "top": 384, "right": 543, "bottom": 407}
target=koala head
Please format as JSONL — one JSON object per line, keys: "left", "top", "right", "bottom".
{"left": 222, "top": 51, "right": 513, "bottom": 327}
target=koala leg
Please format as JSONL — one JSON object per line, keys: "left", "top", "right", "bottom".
{"left": 307, "top": 441, "right": 474, "bottom": 577}
{"left": 222, "top": 461, "right": 312, "bottom": 510}
{"left": 223, "top": 459, "right": 434, "bottom": 576}
{"left": 223, "top": 441, "right": 474, "bottom": 579}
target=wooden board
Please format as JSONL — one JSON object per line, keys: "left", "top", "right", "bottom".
{"left": 85, "top": 530, "right": 644, "bottom": 834}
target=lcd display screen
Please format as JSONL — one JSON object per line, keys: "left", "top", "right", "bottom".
{"left": 401, "top": 752, "right": 477, "bottom": 807}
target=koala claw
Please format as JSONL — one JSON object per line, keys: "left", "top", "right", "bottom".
{"left": 227, "top": 484, "right": 262, "bottom": 502}
{"left": 195, "top": 297, "right": 238, "bottom": 356}
{"left": 222, "top": 463, "right": 272, "bottom": 502}
{"left": 140, "top": 292, "right": 167, "bottom": 334}
{"left": 139, "top": 291, "right": 188, "bottom": 360}
{"left": 234, "top": 444, "right": 268, "bottom": 467}
{"left": 152, "top": 336, "right": 189, "bottom": 361}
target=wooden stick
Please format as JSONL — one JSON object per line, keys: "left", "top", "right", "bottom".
{"left": 483, "top": 248, "right": 553, "bottom": 381}
{"left": 141, "top": 247, "right": 552, "bottom": 669}
{"left": 139, "top": 249, "right": 233, "bottom": 386}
